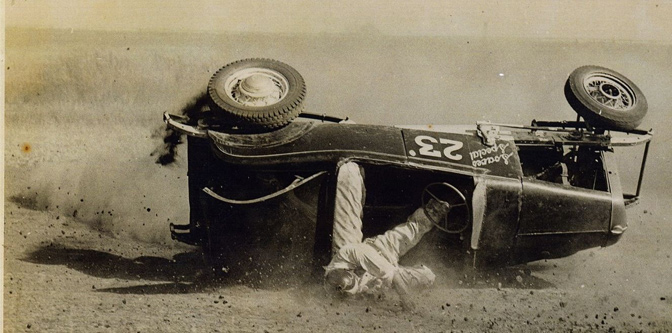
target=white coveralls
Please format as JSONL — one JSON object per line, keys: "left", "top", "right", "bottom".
{"left": 325, "top": 162, "right": 436, "bottom": 294}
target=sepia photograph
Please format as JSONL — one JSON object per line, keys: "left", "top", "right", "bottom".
{"left": 4, "top": 1, "right": 672, "bottom": 332}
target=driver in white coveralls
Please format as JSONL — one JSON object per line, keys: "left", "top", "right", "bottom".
{"left": 324, "top": 161, "right": 450, "bottom": 311}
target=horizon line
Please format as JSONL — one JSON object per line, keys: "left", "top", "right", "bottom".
{"left": 6, "top": 26, "right": 671, "bottom": 46}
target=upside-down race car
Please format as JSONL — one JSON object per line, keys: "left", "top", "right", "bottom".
{"left": 164, "top": 59, "right": 652, "bottom": 271}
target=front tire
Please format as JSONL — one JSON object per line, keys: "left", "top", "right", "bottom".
{"left": 564, "top": 65, "right": 647, "bottom": 131}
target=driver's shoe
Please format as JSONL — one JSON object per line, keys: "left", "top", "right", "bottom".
{"left": 425, "top": 198, "right": 451, "bottom": 221}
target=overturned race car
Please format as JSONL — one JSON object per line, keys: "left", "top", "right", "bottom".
{"left": 164, "top": 58, "right": 653, "bottom": 273}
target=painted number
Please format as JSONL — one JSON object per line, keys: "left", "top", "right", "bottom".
{"left": 416, "top": 135, "right": 441, "bottom": 157}
{"left": 414, "top": 135, "right": 464, "bottom": 161}
{"left": 441, "top": 138, "right": 464, "bottom": 161}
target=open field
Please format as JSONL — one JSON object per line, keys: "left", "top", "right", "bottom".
{"left": 4, "top": 28, "right": 672, "bottom": 332}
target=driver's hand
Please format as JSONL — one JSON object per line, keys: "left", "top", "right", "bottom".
{"left": 392, "top": 271, "right": 417, "bottom": 312}
{"left": 425, "top": 198, "right": 450, "bottom": 221}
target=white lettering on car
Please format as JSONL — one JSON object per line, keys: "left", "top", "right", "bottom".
{"left": 413, "top": 135, "right": 464, "bottom": 161}
{"left": 469, "top": 142, "right": 514, "bottom": 167}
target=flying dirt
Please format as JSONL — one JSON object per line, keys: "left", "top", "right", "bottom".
{"left": 153, "top": 92, "right": 209, "bottom": 166}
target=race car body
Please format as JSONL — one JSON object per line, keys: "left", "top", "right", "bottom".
{"left": 164, "top": 59, "right": 652, "bottom": 270}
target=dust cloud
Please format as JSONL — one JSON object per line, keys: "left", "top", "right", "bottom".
{"left": 20, "top": 92, "right": 216, "bottom": 244}
{"left": 26, "top": 133, "right": 190, "bottom": 245}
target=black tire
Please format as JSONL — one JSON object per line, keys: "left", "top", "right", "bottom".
{"left": 564, "top": 65, "right": 647, "bottom": 131}
{"left": 207, "top": 58, "right": 306, "bottom": 129}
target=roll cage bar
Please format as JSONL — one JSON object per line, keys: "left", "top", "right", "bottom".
{"left": 478, "top": 119, "right": 652, "bottom": 204}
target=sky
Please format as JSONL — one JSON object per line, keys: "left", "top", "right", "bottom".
{"left": 5, "top": 0, "right": 672, "bottom": 42}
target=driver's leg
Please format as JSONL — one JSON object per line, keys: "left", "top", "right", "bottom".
{"left": 332, "top": 161, "right": 366, "bottom": 254}
{"left": 366, "top": 208, "right": 434, "bottom": 264}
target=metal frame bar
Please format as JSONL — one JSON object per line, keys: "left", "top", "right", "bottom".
{"left": 635, "top": 140, "right": 651, "bottom": 198}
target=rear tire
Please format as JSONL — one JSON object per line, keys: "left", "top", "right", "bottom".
{"left": 564, "top": 65, "right": 647, "bottom": 131}
{"left": 207, "top": 58, "right": 306, "bottom": 129}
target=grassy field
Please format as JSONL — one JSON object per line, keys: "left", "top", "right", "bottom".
{"left": 8, "top": 28, "right": 671, "bottom": 127}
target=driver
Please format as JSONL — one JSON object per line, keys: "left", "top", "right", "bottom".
{"left": 324, "top": 161, "right": 450, "bottom": 311}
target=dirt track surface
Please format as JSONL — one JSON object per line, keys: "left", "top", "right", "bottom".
{"left": 4, "top": 29, "right": 672, "bottom": 332}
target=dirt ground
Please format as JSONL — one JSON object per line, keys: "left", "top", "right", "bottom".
{"left": 4, "top": 29, "right": 672, "bottom": 332}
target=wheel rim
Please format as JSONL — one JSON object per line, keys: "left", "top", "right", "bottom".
{"left": 582, "top": 73, "right": 636, "bottom": 111}
{"left": 223, "top": 67, "right": 290, "bottom": 107}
